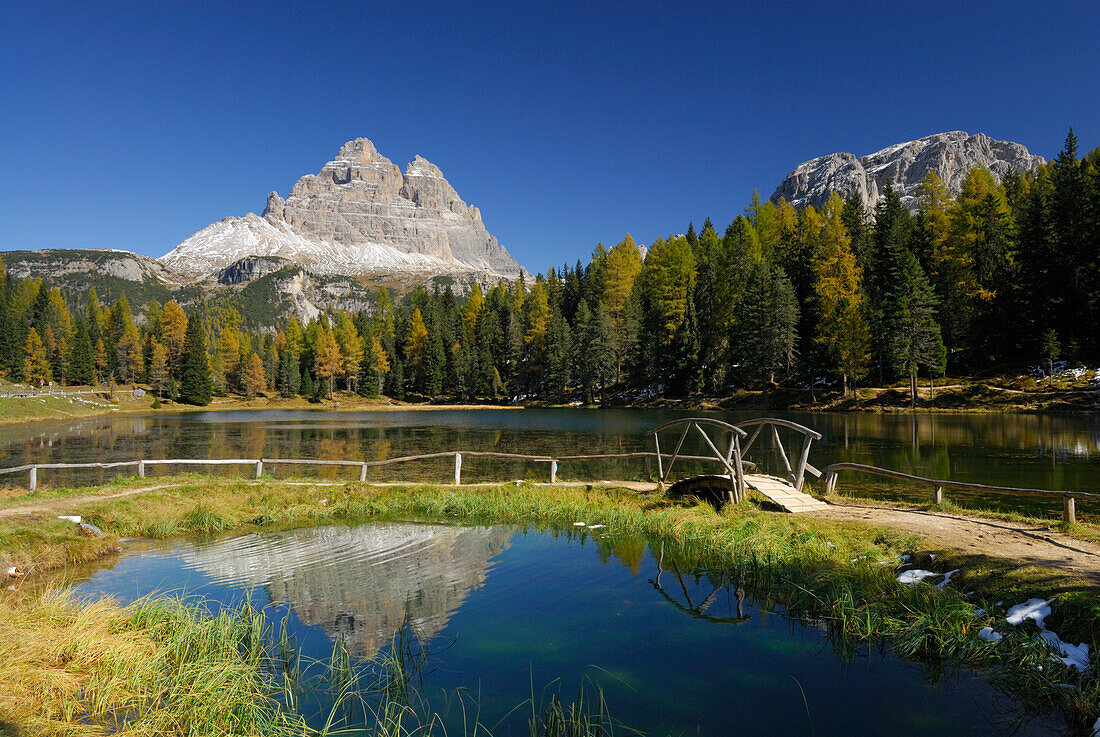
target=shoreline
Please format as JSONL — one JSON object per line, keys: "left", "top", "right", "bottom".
{"left": 0, "top": 376, "right": 1097, "bottom": 428}
{"left": 2, "top": 478, "right": 1098, "bottom": 734}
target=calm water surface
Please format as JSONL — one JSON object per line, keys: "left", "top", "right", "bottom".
{"left": 70, "top": 521, "right": 1062, "bottom": 736}
{"left": 6, "top": 408, "right": 1099, "bottom": 517}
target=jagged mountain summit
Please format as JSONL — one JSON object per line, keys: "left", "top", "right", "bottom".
{"left": 770, "top": 131, "right": 1045, "bottom": 212}
{"left": 161, "top": 138, "right": 524, "bottom": 280}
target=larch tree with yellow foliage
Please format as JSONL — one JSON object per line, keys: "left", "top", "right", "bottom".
{"left": 23, "top": 328, "right": 51, "bottom": 386}
{"left": 314, "top": 329, "right": 343, "bottom": 399}
{"left": 814, "top": 194, "right": 870, "bottom": 396}
{"left": 242, "top": 353, "right": 267, "bottom": 399}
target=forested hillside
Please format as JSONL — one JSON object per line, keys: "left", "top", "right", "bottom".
{"left": 0, "top": 130, "right": 1095, "bottom": 406}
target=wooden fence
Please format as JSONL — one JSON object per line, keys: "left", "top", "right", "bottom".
{"left": 0, "top": 450, "right": 737, "bottom": 493}
{"left": 821, "top": 462, "right": 1098, "bottom": 524}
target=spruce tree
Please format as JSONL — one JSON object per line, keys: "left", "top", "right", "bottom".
{"left": 299, "top": 365, "right": 314, "bottom": 398}
{"left": 890, "top": 253, "right": 946, "bottom": 407}
{"left": 179, "top": 315, "right": 212, "bottom": 406}
{"left": 545, "top": 312, "right": 572, "bottom": 402}
{"left": 277, "top": 348, "right": 300, "bottom": 397}
{"left": 67, "top": 317, "right": 95, "bottom": 386}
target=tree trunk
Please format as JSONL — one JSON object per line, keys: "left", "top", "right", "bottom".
{"left": 929, "top": 375, "right": 935, "bottom": 401}
{"left": 842, "top": 373, "right": 848, "bottom": 397}
{"left": 910, "top": 372, "right": 917, "bottom": 408}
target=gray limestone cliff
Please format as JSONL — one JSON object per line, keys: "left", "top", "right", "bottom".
{"left": 162, "top": 138, "right": 524, "bottom": 280}
{"left": 770, "top": 131, "right": 1045, "bottom": 212}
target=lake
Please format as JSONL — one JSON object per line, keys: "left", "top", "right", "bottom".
{"left": 70, "top": 520, "right": 1062, "bottom": 736}
{"left": 5, "top": 408, "right": 1099, "bottom": 519}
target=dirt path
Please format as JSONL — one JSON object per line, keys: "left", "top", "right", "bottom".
{"left": 0, "top": 483, "right": 187, "bottom": 518}
{"left": 812, "top": 502, "right": 1100, "bottom": 583}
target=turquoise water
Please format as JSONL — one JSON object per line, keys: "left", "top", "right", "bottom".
{"left": 71, "top": 521, "right": 1062, "bottom": 736}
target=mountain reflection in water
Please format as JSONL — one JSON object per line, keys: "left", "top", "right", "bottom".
{"left": 170, "top": 523, "right": 510, "bottom": 657}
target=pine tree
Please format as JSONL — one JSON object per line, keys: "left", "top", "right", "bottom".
{"left": 424, "top": 331, "right": 446, "bottom": 396}
{"left": 736, "top": 263, "right": 799, "bottom": 405}
{"left": 67, "top": 317, "right": 95, "bottom": 386}
{"left": 179, "top": 315, "right": 212, "bottom": 406}
{"left": 277, "top": 348, "right": 300, "bottom": 397}
{"left": 890, "top": 253, "right": 946, "bottom": 407}
{"left": 299, "top": 365, "right": 314, "bottom": 398}
{"left": 868, "top": 181, "right": 913, "bottom": 381}
{"left": 545, "top": 312, "right": 572, "bottom": 402}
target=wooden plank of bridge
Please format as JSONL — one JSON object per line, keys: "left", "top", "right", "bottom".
{"left": 744, "top": 473, "right": 829, "bottom": 513}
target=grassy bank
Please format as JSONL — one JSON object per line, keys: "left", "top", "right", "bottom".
{"left": 2, "top": 478, "right": 1099, "bottom": 734}
{"left": 0, "top": 382, "right": 523, "bottom": 426}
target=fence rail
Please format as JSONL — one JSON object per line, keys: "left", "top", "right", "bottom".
{"left": 821, "top": 462, "right": 1097, "bottom": 524}
{"left": 4, "top": 449, "right": 745, "bottom": 492}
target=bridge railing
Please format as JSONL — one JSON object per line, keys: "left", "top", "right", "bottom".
{"left": 646, "top": 418, "right": 748, "bottom": 502}
{"left": 737, "top": 418, "right": 822, "bottom": 492}
{"left": 821, "top": 462, "right": 1098, "bottom": 524}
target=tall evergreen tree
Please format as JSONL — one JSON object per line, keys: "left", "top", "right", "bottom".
{"left": 67, "top": 317, "right": 95, "bottom": 386}
{"left": 179, "top": 314, "right": 213, "bottom": 406}
{"left": 890, "top": 253, "right": 946, "bottom": 407}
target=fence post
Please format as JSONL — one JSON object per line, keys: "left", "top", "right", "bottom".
{"left": 137, "top": 460, "right": 145, "bottom": 478}
{"left": 28, "top": 465, "right": 37, "bottom": 492}
{"left": 1063, "top": 495, "right": 1077, "bottom": 525}
{"left": 932, "top": 485, "right": 944, "bottom": 505}
{"left": 359, "top": 463, "right": 368, "bottom": 482}
{"left": 454, "top": 452, "right": 462, "bottom": 485}
{"left": 550, "top": 460, "right": 557, "bottom": 484}
{"left": 823, "top": 471, "right": 837, "bottom": 495}
{"left": 255, "top": 461, "right": 263, "bottom": 479}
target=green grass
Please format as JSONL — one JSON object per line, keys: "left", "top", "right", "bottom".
{"left": 1, "top": 478, "right": 1099, "bottom": 734}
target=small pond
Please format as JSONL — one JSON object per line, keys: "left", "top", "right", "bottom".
{"left": 69, "top": 520, "right": 1063, "bottom": 736}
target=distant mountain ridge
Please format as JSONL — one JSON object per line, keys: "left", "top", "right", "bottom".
{"left": 770, "top": 131, "right": 1045, "bottom": 212}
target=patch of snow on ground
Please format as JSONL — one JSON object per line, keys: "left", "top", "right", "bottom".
{"left": 978, "top": 627, "right": 1002, "bottom": 643}
{"left": 1006, "top": 598, "right": 1051, "bottom": 627}
{"left": 897, "top": 569, "right": 940, "bottom": 585}
{"left": 934, "top": 569, "right": 960, "bottom": 589}
{"left": 1038, "top": 630, "right": 1091, "bottom": 673}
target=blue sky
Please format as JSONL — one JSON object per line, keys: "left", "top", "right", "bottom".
{"left": 1, "top": 1, "right": 1097, "bottom": 273}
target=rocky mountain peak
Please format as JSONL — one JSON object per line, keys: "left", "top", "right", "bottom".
{"left": 771, "top": 131, "right": 1045, "bottom": 212}
{"left": 162, "top": 137, "right": 524, "bottom": 281}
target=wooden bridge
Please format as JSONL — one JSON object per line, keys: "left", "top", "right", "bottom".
{"left": 647, "top": 417, "right": 829, "bottom": 513}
